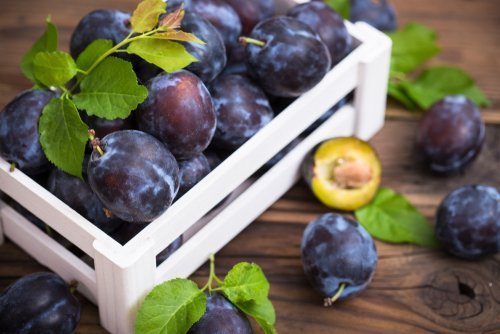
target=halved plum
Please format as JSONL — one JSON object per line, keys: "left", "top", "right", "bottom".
{"left": 301, "top": 137, "right": 381, "bottom": 211}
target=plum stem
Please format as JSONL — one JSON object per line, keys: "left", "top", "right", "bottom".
{"left": 88, "top": 129, "right": 104, "bottom": 156}
{"left": 239, "top": 36, "right": 266, "bottom": 47}
{"left": 324, "top": 283, "right": 346, "bottom": 307}
{"left": 9, "top": 162, "right": 15, "bottom": 172}
{"left": 69, "top": 280, "right": 79, "bottom": 294}
{"left": 201, "top": 254, "right": 224, "bottom": 292}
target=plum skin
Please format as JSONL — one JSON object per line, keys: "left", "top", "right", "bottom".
{"left": 70, "top": 9, "right": 131, "bottom": 58}
{"left": 137, "top": 70, "right": 216, "bottom": 160}
{"left": 87, "top": 130, "right": 180, "bottom": 223}
{"left": 349, "top": 0, "right": 398, "bottom": 32}
{"left": 0, "top": 89, "right": 55, "bottom": 175}
{"left": 301, "top": 213, "right": 377, "bottom": 301}
{"left": 177, "top": 154, "right": 211, "bottom": 199}
{"left": 0, "top": 272, "right": 81, "bottom": 334}
{"left": 209, "top": 74, "right": 274, "bottom": 151}
{"left": 188, "top": 293, "right": 252, "bottom": 334}
{"left": 245, "top": 16, "right": 331, "bottom": 97}
{"left": 416, "top": 95, "right": 485, "bottom": 173}
{"left": 435, "top": 185, "right": 500, "bottom": 259}
{"left": 288, "top": 1, "right": 352, "bottom": 65}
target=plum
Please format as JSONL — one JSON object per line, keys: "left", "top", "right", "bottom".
{"left": 137, "top": 70, "right": 216, "bottom": 159}
{"left": 0, "top": 272, "right": 81, "bottom": 334}
{"left": 87, "top": 130, "right": 179, "bottom": 223}
{"left": 243, "top": 16, "right": 331, "bottom": 97}
{"left": 188, "top": 293, "right": 252, "bottom": 334}
{"left": 209, "top": 74, "right": 273, "bottom": 151}
{"left": 435, "top": 185, "right": 499, "bottom": 259}
{"left": 350, "top": 0, "right": 398, "bottom": 32}
{"left": 301, "top": 137, "right": 381, "bottom": 211}
{"left": 82, "top": 114, "right": 134, "bottom": 139}
{"left": 182, "top": 0, "right": 242, "bottom": 52}
{"left": 0, "top": 89, "right": 55, "bottom": 175}
{"left": 181, "top": 12, "right": 227, "bottom": 83}
{"left": 222, "top": 0, "right": 275, "bottom": 35}
{"left": 177, "top": 154, "right": 211, "bottom": 199}
{"left": 416, "top": 95, "right": 485, "bottom": 173}
{"left": 70, "top": 9, "right": 131, "bottom": 58}
{"left": 301, "top": 213, "right": 377, "bottom": 305}
{"left": 47, "top": 168, "right": 123, "bottom": 233}
{"left": 288, "top": 1, "right": 352, "bottom": 65}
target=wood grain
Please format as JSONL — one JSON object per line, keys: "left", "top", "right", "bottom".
{"left": 0, "top": 0, "right": 499, "bottom": 333}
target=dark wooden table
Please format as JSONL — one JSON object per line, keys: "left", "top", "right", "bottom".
{"left": 1, "top": 0, "right": 499, "bottom": 333}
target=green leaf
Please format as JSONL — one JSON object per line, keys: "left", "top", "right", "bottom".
{"left": 221, "top": 262, "right": 270, "bottom": 303}
{"left": 400, "top": 66, "right": 491, "bottom": 109}
{"left": 135, "top": 278, "right": 206, "bottom": 334}
{"left": 127, "top": 39, "right": 197, "bottom": 73}
{"left": 21, "top": 17, "right": 58, "bottom": 83}
{"left": 388, "top": 23, "right": 440, "bottom": 75}
{"left": 39, "top": 97, "right": 88, "bottom": 178}
{"left": 73, "top": 57, "right": 148, "bottom": 119}
{"left": 236, "top": 299, "right": 277, "bottom": 334}
{"left": 131, "top": 0, "right": 166, "bottom": 33}
{"left": 388, "top": 81, "right": 419, "bottom": 110}
{"left": 324, "top": 0, "right": 350, "bottom": 19}
{"left": 76, "top": 39, "right": 113, "bottom": 71}
{"left": 33, "top": 51, "right": 77, "bottom": 87}
{"left": 355, "top": 188, "right": 439, "bottom": 248}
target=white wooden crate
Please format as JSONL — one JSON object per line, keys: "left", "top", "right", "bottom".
{"left": 0, "top": 19, "right": 391, "bottom": 334}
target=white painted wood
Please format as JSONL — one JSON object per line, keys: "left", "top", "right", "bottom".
{"left": 353, "top": 23, "right": 393, "bottom": 140}
{"left": 0, "top": 21, "right": 392, "bottom": 334}
{"left": 0, "top": 200, "right": 4, "bottom": 245}
{"left": 0, "top": 200, "right": 97, "bottom": 303}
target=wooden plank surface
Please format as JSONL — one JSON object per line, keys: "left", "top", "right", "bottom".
{"left": 0, "top": 0, "right": 499, "bottom": 333}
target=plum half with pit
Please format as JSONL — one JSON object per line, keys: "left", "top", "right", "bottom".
{"left": 416, "top": 95, "right": 485, "bottom": 173}
{"left": 188, "top": 293, "right": 252, "bottom": 334}
{"left": 301, "top": 137, "right": 381, "bottom": 211}
{"left": 302, "top": 213, "right": 377, "bottom": 305}
{"left": 0, "top": 272, "right": 81, "bottom": 334}
{"left": 87, "top": 130, "right": 179, "bottom": 223}
{"left": 288, "top": 1, "right": 352, "bottom": 65}
{"left": 0, "top": 89, "right": 55, "bottom": 176}
{"left": 209, "top": 74, "right": 273, "bottom": 151}
{"left": 243, "top": 16, "right": 331, "bottom": 97}
{"left": 137, "top": 70, "right": 216, "bottom": 160}
{"left": 435, "top": 185, "right": 499, "bottom": 259}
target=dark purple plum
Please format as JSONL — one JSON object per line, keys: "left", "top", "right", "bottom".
{"left": 222, "top": 0, "right": 275, "bottom": 35}
{"left": 47, "top": 168, "right": 123, "bottom": 233}
{"left": 288, "top": 2, "right": 352, "bottom": 65}
{"left": 223, "top": 44, "right": 249, "bottom": 77}
{"left": 209, "top": 74, "right": 273, "bottom": 150}
{"left": 350, "top": 0, "right": 397, "bottom": 32}
{"left": 203, "top": 149, "right": 223, "bottom": 171}
{"left": 302, "top": 213, "right": 377, "bottom": 304}
{"left": 188, "top": 293, "right": 252, "bottom": 334}
{"left": 244, "top": 17, "right": 331, "bottom": 97}
{"left": 134, "top": 59, "right": 162, "bottom": 85}
{"left": 435, "top": 185, "right": 499, "bottom": 259}
{"left": 416, "top": 95, "right": 485, "bottom": 173}
{"left": 0, "top": 272, "right": 80, "bottom": 334}
{"left": 137, "top": 70, "right": 216, "bottom": 159}
{"left": 110, "top": 224, "right": 183, "bottom": 265}
{"left": 70, "top": 9, "right": 131, "bottom": 58}
{"left": 82, "top": 114, "right": 134, "bottom": 139}
{"left": 183, "top": 0, "right": 242, "bottom": 52}
{"left": 177, "top": 154, "right": 211, "bottom": 198}
{"left": 0, "top": 89, "right": 55, "bottom": 175}
{"left": 181, "top": 12, "right": 227, "bottom": 83}
{"left": 88, "top": 130, "right": 180, "bottom": 223}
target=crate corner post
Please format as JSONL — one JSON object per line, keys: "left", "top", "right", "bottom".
{"left": 93, "top": 238, "right": 157, "bottom": 334}
{"left": 0, "top": 200, "right": 6, "bottom": 245}
{"left": 353, "top": 22, "right": 393, "bottom": 141}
